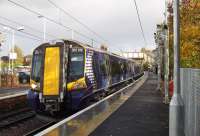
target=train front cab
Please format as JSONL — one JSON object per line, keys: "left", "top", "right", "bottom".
{"left": 66, "top": 43, "right": 87, "bottom": 110}
{"left": 28, "top": 41, "right": 87, "bottom": 112}
{"left": 28, "top": 42, "right": 65, "bottom": 112}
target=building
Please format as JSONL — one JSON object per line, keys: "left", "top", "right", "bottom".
{"left": 121, "top": 51, "right": 155, "bottom": 67}
{"left": 23, "top": 55, "right": 32, "bottom": 66}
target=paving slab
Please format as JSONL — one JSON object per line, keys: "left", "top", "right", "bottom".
{"left": 90, "top": 73, "right": 169, "bottom": 136}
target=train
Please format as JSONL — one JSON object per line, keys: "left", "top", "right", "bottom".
{"left": 27, "top": 39, "right": 143, "bottom": 113}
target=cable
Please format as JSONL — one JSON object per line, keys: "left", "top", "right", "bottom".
{"left": 46, "top": 0, "right": 108, "bottom": 43}
{"left": 0, "top": 22, "right": 43, "bottom": 41}
{"left": 132, "top": 0, "right": 147, "bottom": 46}
{"left": 0, "top": 29, "right": 41, "bottom": 42}
{"left": 7, "top": 0, "right": 101, "bottom": 44}
{"left": 0, "top": 16, "right": 58, "bottom": 39}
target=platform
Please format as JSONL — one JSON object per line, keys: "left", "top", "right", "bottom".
{"left": 90, "top": 73, "right": 169, "bottom": 136}
{"left": 0, "top": 87, "right": 28, "bottom": 100}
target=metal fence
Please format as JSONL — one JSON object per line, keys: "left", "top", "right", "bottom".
{"left": 180, "top": 68, "right": 200, "bottom": 136}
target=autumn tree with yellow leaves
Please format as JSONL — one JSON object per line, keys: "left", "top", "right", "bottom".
{"left": 168, "top": 0, "right": 200, "bottom": 70}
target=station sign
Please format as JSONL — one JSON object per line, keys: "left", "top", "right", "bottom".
{"left": 9, "top": 52, "right": 17, "bottom": 60}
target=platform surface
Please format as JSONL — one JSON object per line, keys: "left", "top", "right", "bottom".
{"left": 0, "top": 87, "right": 28, "bottom": 98}
{"left": 90, "top": 73, "right": 169, "bottom": 136}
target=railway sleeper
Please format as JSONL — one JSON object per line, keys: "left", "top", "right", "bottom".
{"left": 0, "top": 111, "right": 36, "bottom": 129}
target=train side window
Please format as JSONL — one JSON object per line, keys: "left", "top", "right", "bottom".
{"left": 130, "top": 63, "right": 133, "bottom": 74}
{"left": 99, "top": 53, "right": 107, "bottom": 76}
{"left": 110, "top": 57, "right": 115, "bottom": 76}
{"left": 110, "top": 56, "right": 121, "bottom": 76}
{"left": 120, "top": 60, "right": 124, "bottom": 74}
{"left": 124, "top": 61, "right": 127, "bottom": 74}
{"left": 104, "top": 54, "right": 110, "bottom": 75}
{"left": 67, "top": 47, "right": 84, "bottom": 82}
{"left": 116, "top": 59, "right": 121, "bottom": 74}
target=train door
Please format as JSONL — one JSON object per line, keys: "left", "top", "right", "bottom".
{"left": 41, "top": 42, "right": 66, "bottom": 111}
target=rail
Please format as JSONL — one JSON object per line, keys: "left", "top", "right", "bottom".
{"left": 0, "top": 109, "right": 35, "bottom": 128}
{"left": 0, "top": 91, "right": 27, "bottom": 100}
{"left": 0, "top": 110, "right": 56, "bottom": 136}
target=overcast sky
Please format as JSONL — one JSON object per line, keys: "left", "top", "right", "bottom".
{"left": 0, "top": 0, "right": 165, "bottom": 55}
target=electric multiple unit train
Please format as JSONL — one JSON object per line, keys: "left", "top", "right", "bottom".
{"left": 28, "top": 40, "right": 143, "bottom": 113}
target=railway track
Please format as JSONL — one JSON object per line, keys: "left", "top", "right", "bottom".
{"left": 0, "top": 108, "right": 35, "bottom": 128}
{"left": 0, "top": 84, "right": 131, "bottom": 136}
{"left": 0, "top": 75, "right": 143, "bottom": 136}
{"left": 0, "top": 108, "right": 56, "bottom": 136}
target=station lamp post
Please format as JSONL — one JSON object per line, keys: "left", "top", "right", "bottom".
{"left": 0, "top": 45, "right": 1, "bottom": 87}
{"left": 11, "top": 29, "right": 14, "bottom": 75}
{"left": 3, "top": 26, "right": 24, "bottom": 75}
{"left": 3, "top": 26, "right": 11, "bottom": 72}
{"left": 0, "top": 32, "right": 4, "bottom": 87}
{"left": 91, "top": 39, "right": 94, "bottom": 47}
{"left": 38, "top": 15, "right": 46, "bottom": 42}
{"left": 71, "top": 29, "right": 74, "bottom": 40}
{"left": 169, "top": 0, "right": 184, "bottom": 136}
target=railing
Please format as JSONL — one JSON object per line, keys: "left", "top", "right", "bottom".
{"left": 180, "top": 68, "right": 200, "bottom": 136}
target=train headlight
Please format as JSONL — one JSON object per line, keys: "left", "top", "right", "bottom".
{"left": 31, "top": 83, "right": 37, "bottom": 89}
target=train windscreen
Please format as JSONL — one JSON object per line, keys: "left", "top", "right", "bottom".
{"left": 68, "top": 48, "right": 84, "bottom": 81}
{"left": 31, "top": 50, "right": 42, "bottom": 82}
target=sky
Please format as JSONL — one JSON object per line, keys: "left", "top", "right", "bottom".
{"left": 0, "top": 0, "right": 165, "bottom": 56}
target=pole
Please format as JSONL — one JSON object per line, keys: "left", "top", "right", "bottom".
{"left": 8, "top": 32, "right": 11, "bottom": 73}
{"left": 43, "top": 18, "right": 46, "bottom": 42}
{"left": 71, "top": 29, "right": 74, "bottom": 40}
{"left": 0, "top": 45, "right": 1, "bottom": 87}
{"left": 169, "top": 0, "right": 184, "bottom": 136}
{"left": 164, "top": 0, "right": 169, "bottom": 104}
{"left": 58, "top": 9, "right": 61, "bottom": 24}
{"left": 157, "top": 44, "right": 161, "bottom": 90}
{"left": 11, "top": 29, "right": 14, "bottom": 75}
{"left": 91, "top": 39, "right": 94, "bottom": 47}
{"left": 164, "top": 26, "right": 169, "bottom": 103}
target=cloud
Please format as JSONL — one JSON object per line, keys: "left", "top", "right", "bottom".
{"left": 0, "top": 0, "right": 165, "bottom": 55}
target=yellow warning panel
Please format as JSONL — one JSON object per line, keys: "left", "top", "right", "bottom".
{"left": 43, "top": 47, "right": 60, "bottom": 96}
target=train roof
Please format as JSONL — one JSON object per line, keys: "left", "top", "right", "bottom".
{"left": 64, "top": 39, "right": 137, "bottom": 63}
{"left": 35, "top": 39, "right": 138, "bottom": 63}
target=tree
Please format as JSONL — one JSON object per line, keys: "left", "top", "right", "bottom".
{"left": 23, "top": 55, "right": 32, "bottom": 66}
{"left": 167, "top": 1, "right": 200, "bottom": 70}
{"left": 180, "top": 1, "right": 200, "bottom": 68}
{"left": 13, "top": 45, "right": 24, "bottom": 66}
{"left": 143, "top": 62, "right": 150, "bottom": 71}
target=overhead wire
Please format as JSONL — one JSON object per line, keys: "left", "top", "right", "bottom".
{"left": 7, "top": 0, "right": 102, "bottom": 44}
{"left": 0, "top": 22, "right": 43, "bottom": 41}
{"left": 46, "top": 0, "right": 108, "bottom": 43}
{"left": 132, "top": 0, "right": 147, "bottom": 46}
{"left": 0, "top": 29, "right": 41, "bottom": 42}
{"left": 0, "top": 15, "right": 58, "bottom": 39}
